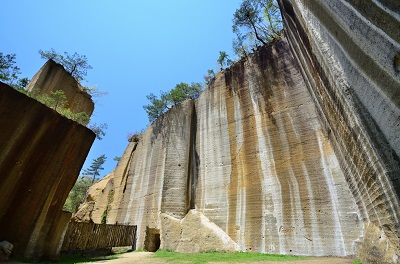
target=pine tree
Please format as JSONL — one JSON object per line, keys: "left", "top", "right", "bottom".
{"left": 83, "top": 154, "right": 107, "bottom": 184}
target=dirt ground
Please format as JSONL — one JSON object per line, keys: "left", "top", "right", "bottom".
{"left": 83, "top": 251, "right": 355, "bottom": 264}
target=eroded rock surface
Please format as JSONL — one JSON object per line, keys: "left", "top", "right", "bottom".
{"left": 160, "top": 210, "right": 240, "bottom": 253}
{"left": 0, "top": 82, "right": 95, "bottom": 260}
{"left": 26, "top": 59, "right": 94, "bottom": 121}
{"left": 75, "top": 1, "right": 400, "bottom": 260}
{"left": 279, "top": 0, "right": 400, "bottom": 262}
{"left": 75, "top": 38, "right": 362, "bottom": 256}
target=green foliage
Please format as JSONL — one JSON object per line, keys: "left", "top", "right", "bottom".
{"left": 63, "top": 176, "right": 93, "bottom": 213}
{"left": 204, "top": 69, "right": 215, "bottom": 85}
{"left": 64, "top": 155, "right": 106, "bottom": 213}
{"left": 232, "top": 0, "right": 282, "bottom": 57}
{"left": 12, "top": 77, "right": 30, "bottom": 91}
{"left": 0, "top": 52, "right": 20, "bottom": 85}
{"left": 352, "top": 259, "right": 361, "bottom": 264}
{"left": 101, "top": 208, "right": 108, "bottom": 224}
{"left": 217, "top": 51, "right": 233, "bottom": 70}
{"left": 143, "top": 82, "right": 204, "bottom": 123}
{"left": 82, "top": 154, "right": 107, "bottom": 184}
{"left": 113, "top": 156, "right": 121, "bottom": 162}
{"left": 39, "top": 48, "right": 93, "bottom": 82}
{"left": 30, "top": 89, "right": 90, "bottom": 125}
{"left": 153, "top": 250, "right": 308, "bottom": 263}
{"left": 88, "top": 122, "right": 108, "bottom": 140}
{"left": 0, "top": 52, "right": 30, "bottom": 90}
{"left": 143, "top": 93, "right": 168, "bottom": 123}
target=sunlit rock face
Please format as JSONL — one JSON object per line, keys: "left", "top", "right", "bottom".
{"left": 278, "top": 0, "right": 400, "bottom": 262}
{"left": 195, "top": 39, "right": 361, "bottom": 256}
{"left": 76, "top": 38, "right": 364, "bottom": 256}
{"left": 79, "top": 100, "right": 195, "bottom": 248}
{"left": 75, "top": 2, "right": 400, "bottom": 258}
{"left": 26, "top": 59, "right": 94, "bottom": 123}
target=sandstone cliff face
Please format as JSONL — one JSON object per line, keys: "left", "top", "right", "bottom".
{"left": 26, "top": 59, "right": 94, "bottom": 120}
{"left": 0, "top": 82, "right": 95, "bottom": 260}
{"left": 279, "top": 0, "right": 400, "bottom": 262}
{"left": 76, "top": 38, "right": 363, "bottom": 256}
{"left": 76, "top": 2, "right": 400, "bottom": 260}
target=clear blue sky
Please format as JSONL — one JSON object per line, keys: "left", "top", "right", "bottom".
{"left": 1, "top": 1, "right": 242, "bottom": 177}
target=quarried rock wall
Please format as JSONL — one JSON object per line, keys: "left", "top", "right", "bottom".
{"left": 279, "top": 0, "right": 400, "bottom": 262}
{"left": 77, "top": 100, "right": 195, "bottom": 248}
{"left": 26, "top": 59, "right": 94, "bottom": 121}
{"left": 74, "top": 2, "right": 400, "bottom": 260}
{"left": 0, "top": 82, "right": 95, "bottom": 260}
{"left": 76, "top": 38, "right": 363, "bottom": 256}
{"left": 195, "top": 39, "right": 361, "bottom": 256}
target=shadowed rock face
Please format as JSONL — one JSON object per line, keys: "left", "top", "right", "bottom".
{"left": 0, "top": 82, "right": 95, "bottom": 260}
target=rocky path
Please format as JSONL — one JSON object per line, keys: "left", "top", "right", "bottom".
{"left": 84, "top": 251, "right": 355, "bottom": 264}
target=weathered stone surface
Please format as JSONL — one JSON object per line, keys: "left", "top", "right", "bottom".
{"left": 195, "top": 39, "right": 361, "bottom": 256}
{"left": 0, "top": 82, "right": 95, "bottom": 260}
{"left": 75, "top": 100, "right": 195, "bottom": 247}
{"left": 26, "top": 59, "right": 94, "bottom": 121}
{"left": 76, "top": 39, "right": 362, "bottom": 256}
{"left": 161, "top": 210, "right": 240, "bottom": 253}
{"left": 75, "top": 1, "right": 400, "bottom": 259}
{"left": 356, "top": 222, "right": 399, "bottom": 264}
{"left": 279, "top": 0, "right": 400, "bottom": 261}
{"left": 0, "top": 241, "right": 13, "bottom": 261}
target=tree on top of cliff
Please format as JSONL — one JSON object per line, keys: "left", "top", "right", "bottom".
{"left": 143, "top": 82, "right": 203, "bottom": 122}
{"left": 217, "top": 51, "right": 233, "bottom": 70}
{"left": 232, "top": 0, "right": 282, "bottom": 57}
{"left": 39, "top": 49, "right": 93, "bottom": 82}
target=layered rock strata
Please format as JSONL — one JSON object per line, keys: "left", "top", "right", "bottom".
{"left": 0, "top": 82, "right": 95, "bottom": 260}
{"left": 76, "top": 38, "right": 364, "bottom": 256}
{"left": 75, "top": 2, "right": 400, "bottom": 260}
{"left": 279, "top": 0, "right": 400, "bottom": 262}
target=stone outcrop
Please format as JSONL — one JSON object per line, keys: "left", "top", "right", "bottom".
{"left": 26, "top": 59, "right": 94, "bottom": 121}
{"left": 0, "top": 82, "right": 95, "bottom": 260}
{"left": 160, "top": 210, "right": 240, "bottom": 253}
{"left": 75, "top": 1, "right": 400, "bottom": 261}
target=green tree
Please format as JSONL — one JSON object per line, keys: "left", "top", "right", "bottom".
{"left": 143, "top": 93, "right": 168, "bottom": 123}
{"left": 13, "top": 77, "right": 30, "bottom": 91}
{"left": 31, "top": 89, "right": 90, "bottom": 125}
{"left": 63, "top": 176, "right": 93, "bottom": 213}
{"left": 82, "top": 154, "right": 107, "bottom": 184}
{"left": 143, "top": 83, "right": 204, "bottom": 122}
{"left": 217, "top": 51, "right": 233, "bottom": 70}
{"left": 204, "top": 69, "right": 215, "bottom": 85}
{"left": 232, "top": 0, "right": 282, "bottom": 57}
{"left": 0, "top": 53, "right": 30, "bottom": 91}
{"left": 39, "top": 49, "right": 93, "bottom": 82}
{"left": 88, "top": 122, "right": 108, "bottom": 140}
{"left": 0, "top": 53, "right": 20, "bottom": 85}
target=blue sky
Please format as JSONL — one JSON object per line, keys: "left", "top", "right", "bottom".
{"left": 1, "top": 1, "right": 242, "bottom": 176}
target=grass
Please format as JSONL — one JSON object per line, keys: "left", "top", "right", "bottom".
{"left": 352, "top": 259, "right": 361, "bottom": 264}
{"left": 153, "top": 250, "right": 308, "bottom": 264}
{"left": 10, "top": 249, "right": 131, "bottom": 264}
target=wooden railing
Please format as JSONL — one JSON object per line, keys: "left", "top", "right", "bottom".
{"left": 61, "top": 222, "right": 137, "bottom": 251}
